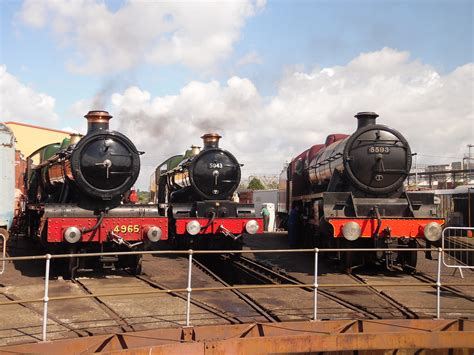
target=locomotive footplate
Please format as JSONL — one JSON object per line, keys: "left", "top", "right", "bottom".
{"left": 171, "top": 201, "right": 262, "bottom": 236}
{"left": 174, "top": 217, "right": 264, "bottom": 236}
{"left": 39, "top": 204, "right": 169, "bottom": 243}
{"left": 328, "top": 218, "right": 445, "bottom": 238}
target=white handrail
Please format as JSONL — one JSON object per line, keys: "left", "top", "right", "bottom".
{"left": 0, "top": 231, "right": 6, "bottom": 275}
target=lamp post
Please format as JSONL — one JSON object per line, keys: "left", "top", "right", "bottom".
{"left": 412, "top": 153, "right": 418, "bottom": 189}
{"left": 468, "top": 144, "right": 473, "bottom": 183}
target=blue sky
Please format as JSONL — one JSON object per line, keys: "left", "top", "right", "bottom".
{"left": 1, "top": 0, "right": 473, "bottom": 188}
{"left": 2, "top": 1, "right": 472, "bottom": 120}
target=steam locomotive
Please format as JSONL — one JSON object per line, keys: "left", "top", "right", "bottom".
{"left": 278, "top": 112, "right": 444, "bottom": 271}
{"left": 152, "top": 133, "right": 262, "bottom": 249}
{"left": 20, "top": 111, "right": 167, "bottom": 278}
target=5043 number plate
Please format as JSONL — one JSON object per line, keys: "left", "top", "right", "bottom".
{"left": 209, "top": 162, "right": 223, "bottom": 169}
{"left": 368, "top": 146, "right": 391, "bottom": 154}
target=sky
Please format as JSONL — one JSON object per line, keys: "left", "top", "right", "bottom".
{"left": 1, "top": 0, "right": 473, "bottom": 189}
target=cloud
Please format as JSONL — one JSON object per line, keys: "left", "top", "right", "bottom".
{"left": 103, "top": 48, "right": 472, "bottom": 189}
{"left": 17, "top": 0, "right": 266, "bottom": 75}
{"left": 0, "top": 65, "right": 59, "bottom": 124}
{"left": 236, "top": 51, "right": 263, "bottom": 67}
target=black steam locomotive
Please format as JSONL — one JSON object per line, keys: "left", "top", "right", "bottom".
{"left": 153, "top": 133, "right": 262, "bottom": 249}
{"left": 278, "top": 112, "right": 444, "bottom": 271}
{"left": 21, "top": 111, "right": 167, "bottom": 277}
{"left": 27, "top": 111, "right": 141, "bottom": 209}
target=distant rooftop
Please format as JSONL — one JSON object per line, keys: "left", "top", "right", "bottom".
{"left": 3, "top": 121, "right": 74, "bottom": 135}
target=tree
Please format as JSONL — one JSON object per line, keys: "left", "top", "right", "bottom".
{"left": 266, "top": 181, "right": 279, "bottom": 189}
{"left": 137, "top": 190, "right": 150, "bottom": 203}
{"left": 247, "top": 177, "right": 265, "bottom": 190}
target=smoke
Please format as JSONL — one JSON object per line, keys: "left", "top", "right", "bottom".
{"left": 91, "top": 74, "right": 137, "bottom": 111}
{"left": 91, "top": 78, "right": 118, "bottom": 109}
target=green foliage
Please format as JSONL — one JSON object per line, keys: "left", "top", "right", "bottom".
{"left": 266, "top": 181, "right": 279, "bottom": 189}
{"left": 247, "top": 177, "right": 265, "bottom": 190}
{"left": 137, "top": 190, "right": 150, "bottom": 203}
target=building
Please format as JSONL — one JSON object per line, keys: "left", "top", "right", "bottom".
{"left": 3, "top": 122, "right": 73, "bottom": 158}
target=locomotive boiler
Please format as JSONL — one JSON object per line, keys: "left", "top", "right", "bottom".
{"left": 278, "top": 112, "right": 444, "bottom": 271}
{"left": 28, "top": 110, "right": 141, "bottom": 209}
{"left": 21, "top": 111, "right": 167, "bottom": 278}
{"left": 153, "top": 133, "right": 262, "bottom": 249}
{"left": 165, "top": 133, "right": 241, "bottom": 202}
{"left": 307, "top": 112, "right": 411, "bottom": 195}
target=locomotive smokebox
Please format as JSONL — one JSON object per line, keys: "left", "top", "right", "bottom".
{"left": 355, "top": 112, "right": 379, "bottom": 130}
{"left": 85, "top": 110, "right": 112, "bottom": 134}
{"left": 201, "top": 133, "right": 222, "bottom": 149}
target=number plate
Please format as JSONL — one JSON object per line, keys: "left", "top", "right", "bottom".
{"left": 113, "top": 225, "right": 141, "bottom": 234}
{"left": 368, "top": 146, "right": 391, "bottom": 154}
{"left": 209, "top": 162, "right": 223, "bottom": 169}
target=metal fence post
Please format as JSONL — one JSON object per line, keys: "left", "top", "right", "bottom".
{"left": 313, "top": 248, "right": 319, "bottom": 321}
{"left": 436, "top": 247, "right": 442, "bottom": 319}
{"left": 185, "top": 250, "right": 193, "bottom": 327}
{"left": 42, "top": 254, "right": 51, "bottom": 341}
{"left": 0, "top": 232, "right": 6, "bottom": 275}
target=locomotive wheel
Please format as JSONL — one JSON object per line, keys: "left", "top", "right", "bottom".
{"left": 119, "top": 254, "right": 143, "bottom": 275}
{"left": 343, "top": 250, "right": 354, "bottom": 273}
{"left": 131, "top": 255, "right": 143, "bottom": 275}
{"left": 64, "top": 249, "right": 79, "bottom": 280}
{"left": 398, "top": 239, "right": 418, "bottom": 274}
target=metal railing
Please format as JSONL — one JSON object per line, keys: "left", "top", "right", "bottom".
{"left": 0, "top": 237, "right": 473, "bottom": 342}
{"left": 0, "top": 231, "right": 6, "bottom": 275}
{"left": 442, "top": 227, "right": 474, "bottom": 278}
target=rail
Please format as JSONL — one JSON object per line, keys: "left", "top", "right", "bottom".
{"left": 0, "top": 231, "right": 6, "bottom": 275}
{"left": 0, "top": 234, "right": 473, "bottom": 342}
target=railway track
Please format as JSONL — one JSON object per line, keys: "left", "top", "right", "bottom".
{"left": 412, "top": 271, "right": 474, "bottom": 302}
{"left": 192, "top": 257, "right": 280, "bottom": 323}
{"left": 216, "top": 255, "right": 380, "bottom": 319}
{"left": 230, "top": 255, "right": 466, "bottom": 320}
{"left": 72, "top": 278, "right": 136, "bottom": 333}
{"left": 0, "top": 291, "right": 90, "bottom": 338}
{"left": 132, "top": 272, "right": 244, "bottom": 324}
{"left": 346, "top": 273, "right": 419, "bottom": 318}
{"left": 71, "top": 278, "right": 135, "bottom": 332}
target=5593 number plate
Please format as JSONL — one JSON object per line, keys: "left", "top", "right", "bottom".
{"left": 368, "top": 146, "right": 391, "bottom": 154}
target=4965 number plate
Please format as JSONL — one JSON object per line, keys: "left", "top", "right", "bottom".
{"left": 368, "top": 146, "right": 391, "bottom": 154}
{"left": 113, "top": 225, "right": 140, "bottom": 233}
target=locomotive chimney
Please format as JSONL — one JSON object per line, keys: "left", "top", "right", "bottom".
{"left": 201, "top": 133, "right": 222, "bottom": 149}
{"left": 85, "top": 110, "right": 112, "bottom": 134}
{"left": 355, "top": 112, "right": 379, "bottom": 130}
